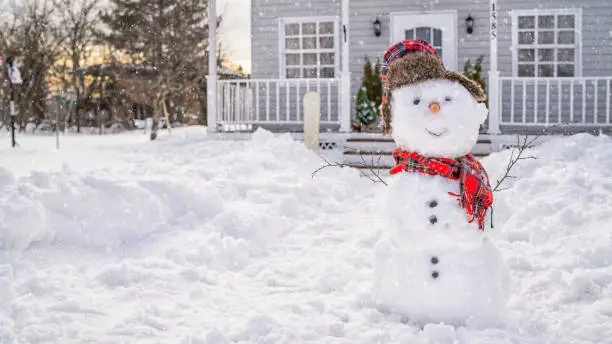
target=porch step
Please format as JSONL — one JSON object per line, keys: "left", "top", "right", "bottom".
{"left": 344, "top": 151, "right": 491, "bottom": 157}
{"left": 347, "top": 164, "right": 394, "bottom": 178}
{"left": 343, "top": 136, "right": 491, "bottom": 151}
{"left": 347, "top": 137, "right": 492, "bottom": 144}
{"left": 343, "top": 152, "right": 396, "bottom": 170}
{"left": 342, "top": 135, "right": 493, "bottom": 170}
{"left": 343, "top": 151, "right": 490, "bottom": 169}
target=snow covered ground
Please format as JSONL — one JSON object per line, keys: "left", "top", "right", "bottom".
{"left": 1, "top": 127, "right": 611, "bottom": 343}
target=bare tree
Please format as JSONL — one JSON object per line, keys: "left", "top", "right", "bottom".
{"left": 53, "top": 0, "right": 101, "bottom": 133}
{"left": 0, "top": 15, "right": 19, "bottom": 130}
{"left": 0, "top": 0, "right": 63, "bottom": 131}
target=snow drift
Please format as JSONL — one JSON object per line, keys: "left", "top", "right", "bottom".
{"left": 0, "top": 128, "right": 611, "bottom": 343}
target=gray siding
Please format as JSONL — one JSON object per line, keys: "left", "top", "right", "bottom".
{"left": 249, "top": 0, "right": 612, "bottom": 132}
{"left": 251, "top": 0, "right": 341, "bottom": 79}
{"left": 497, "top": 0, "right": 612, "bottom": 77}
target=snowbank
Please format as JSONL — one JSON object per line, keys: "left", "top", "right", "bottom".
{"left": 481, "top": 133, "right": 612, "bottom": 343}
{"left": 0, "top": 128, "right": 361, "bottom": 251}
{"left": 0, "top": 128, "right": 610, "bottom": 343}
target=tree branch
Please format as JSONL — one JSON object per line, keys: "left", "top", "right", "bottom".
{"left": 312, "top": 147, "right": 389, "bottom": 186}
{"left": 492, "top": 123, "right": 566, "bottom": 192}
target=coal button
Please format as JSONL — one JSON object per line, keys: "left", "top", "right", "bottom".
{"left": 431, "top": 256, "right": 439, "bottom": 264}
{"left": 429, "top": 215, "right": 438, "bottom": 224}
{"left": 428, "top": 200, "right": 438, "bottom": 208}
{"left": 432, "top": 271, "right": 439, "bottom": 279}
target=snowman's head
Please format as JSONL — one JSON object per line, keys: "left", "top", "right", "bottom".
{"left": 380, "top": 40, "right": 487, "bottom": 158}
{"left": 390, "top": 79, "right": 488, "bottom": 158}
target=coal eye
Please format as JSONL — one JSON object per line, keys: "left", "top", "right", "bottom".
{"left": 413, "top": 98, "right": 421, "bottom": 105}
{"left": 444, "top": 96, "right": 452, "bottom": 102}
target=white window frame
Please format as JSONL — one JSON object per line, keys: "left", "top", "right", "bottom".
{"left": 511, "top": 8, "right": 582, "bottom": 78}
{"left": 278, "top": 16, "right": 340, "bottom": 79}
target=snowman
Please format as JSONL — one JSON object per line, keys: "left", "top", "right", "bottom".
{"left": 370, "top": 40, "right": 510, "bottom": 328}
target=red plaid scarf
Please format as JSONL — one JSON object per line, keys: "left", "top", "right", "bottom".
{"left": 389, "top": 149, "right": 493, "bottom": 230}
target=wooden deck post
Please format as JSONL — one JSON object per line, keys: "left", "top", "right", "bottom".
{"left": 487, "top": 0, "right": 501, "bottom": 135}
{"left": 340, "top": 0, "right": 351, "bottom": 132}
{"left": 207, "top": 0, "right": 218, "bottom": 133}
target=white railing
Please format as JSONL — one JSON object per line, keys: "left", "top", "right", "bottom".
{"left": 216, "top": 78, "right": 340, "bottom": 132}
{"left": 496, "top": 77, "right": 612, "bottom": 128}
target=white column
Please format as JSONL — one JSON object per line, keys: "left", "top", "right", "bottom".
{"left": 339, "top": 0, "right": 351, "bottom": 132}
{"left": 207, "top": 0, "right": 218, "bottom": 133}
{"left": 489, "top": 0, "right": 498, "bottom": 74}
{"left": 487, "top": 0, "right": 501, "bottom": 135}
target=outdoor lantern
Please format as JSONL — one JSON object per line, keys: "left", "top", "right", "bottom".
{"left": 465, "top": 14, "right": 474, "bottom": 34}
{"left": 373, "top": 17, "right": 382, "bottom": 37}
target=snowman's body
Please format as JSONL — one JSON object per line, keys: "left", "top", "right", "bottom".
{"left": 371, "top": 78, "right": 510, "bottom": 327}
{"left": 372, "top": 173, "right": 510, "bottom": 327}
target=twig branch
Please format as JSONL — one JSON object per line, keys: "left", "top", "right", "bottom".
{"left": 312, "top": 148, "right": 388, "bottom": 186}
{"left": 311, "top": 153, "right": 347, "bottom": 176}
{"left": 493, "top": 123, "right": 566, "bottom": 192}
{"left": 359, "top": 150, "right": 388, "bottom": 185}
{"left": 492, "top": 136, "right": 536, "bottom": 192}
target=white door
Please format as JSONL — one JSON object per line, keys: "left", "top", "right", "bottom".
{"left": 390, "top": 12, "right": 458, "bottom": 71}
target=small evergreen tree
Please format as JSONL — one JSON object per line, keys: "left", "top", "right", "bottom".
{"left": 370, "top": 58, "right": 383, "bottom": 110}
{"left": 464, "top": 55, "right": 489, "bottom": 133}
{"left": 354, "top": 56, "right": 383, "bottom": 131}
{"left": 355, "top": 86, "right": 377, "bottom": 127}
{"left": 362, "top": 56, "right": 374, "bottom": 99}
{"left": 463, "top": 55, "right": 487, "bottom": 107}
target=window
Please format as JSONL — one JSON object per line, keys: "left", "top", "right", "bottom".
{"left": 281, "top": 18, "right": 337, "bottom": 79}
{"left": 512, "top": 10, "right": 581, "bottom": 77}
{"left": 406, "top": 27, "right": 443, "bottom": 57}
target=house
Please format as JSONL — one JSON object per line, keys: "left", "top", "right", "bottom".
{"left": 206, "top": 0, "right": 612, "bottom": 160}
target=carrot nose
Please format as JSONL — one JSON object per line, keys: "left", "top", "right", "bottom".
{"left": 429, "top": 102, "right": 441, "bottom": 113}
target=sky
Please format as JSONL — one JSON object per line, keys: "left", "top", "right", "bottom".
{"left": 0, "top": 0, "right": 252, "bottom": 73}
{"left": 218, "top": 0, "right": 252, "bottom": 73}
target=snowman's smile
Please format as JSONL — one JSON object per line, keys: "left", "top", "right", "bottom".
{"left": 426, "top": 128, "right": 448, "bottom": 137}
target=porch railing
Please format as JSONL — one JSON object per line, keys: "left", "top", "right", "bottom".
{"left": 496, "top": 77, "right": 612, "bottom": 128}
{"left": 216, "top": 78, "right": 340, "bottom": 132}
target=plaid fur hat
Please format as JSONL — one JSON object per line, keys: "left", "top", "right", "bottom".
{"left": 380, "top": 39, "right": 487, "bottom": 134}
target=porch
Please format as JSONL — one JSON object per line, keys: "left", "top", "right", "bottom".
{"left": 204, "top": 74, "right": 612, "bottom": 170}
{"left": 213, "top": 78, "right": 342, "bottom": 133}
{"left": 209, "top": 76, "right": 612, "bottom": 134}
{"left": 494, "top": 76, "right": 612, "bottom": 134}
